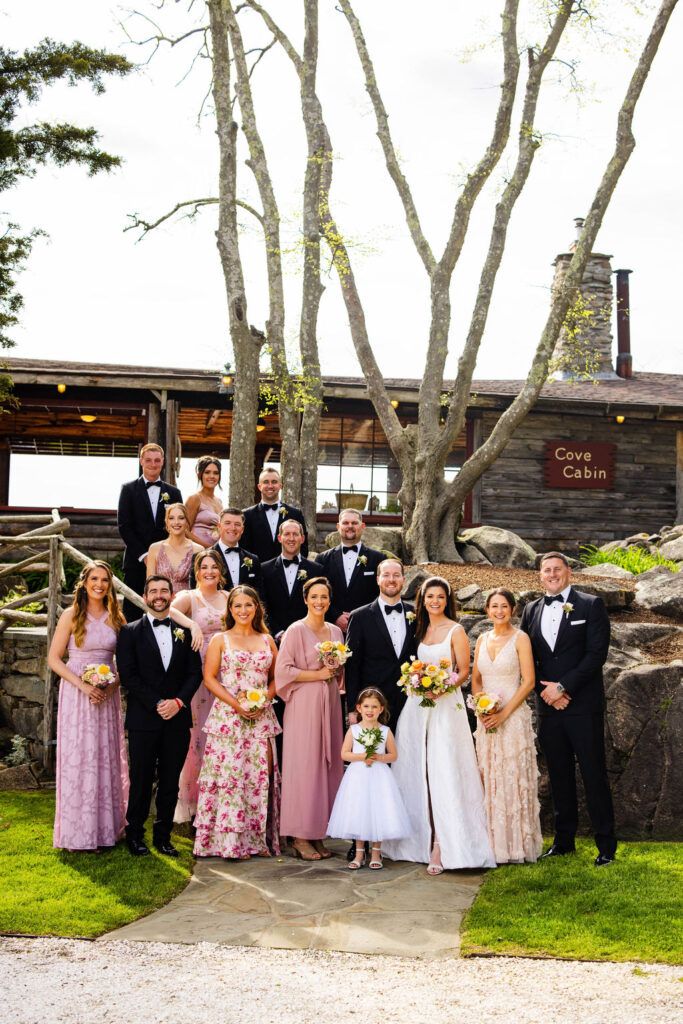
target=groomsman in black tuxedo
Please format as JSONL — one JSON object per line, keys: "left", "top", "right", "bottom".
{"left": 241, "top": 465, "right": 308, "bottom": 563}
{"left": 314, "top": 508, "right": 385, "bottom": 632}
{"left": 520, "top": 551, "right": 616, "bottom": 866}
{"left": 345, "top": 558, "right": 416, "bottom": 732}
{"left": 261, "top": 519, "right": 321, "bottom": 643}
{"left": 117, "top": 443, "right": 182, "bottom": 621}
{"left": 116, "top": 575, "right": 202, "bottom": 857}
{"left": 189, "top": 507, "right": 262, "bottom": 593}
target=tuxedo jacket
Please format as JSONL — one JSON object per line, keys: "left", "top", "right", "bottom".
{"left": 116, "top": 618, "right": 202, "bottom": 732}
{"left": 188, "top": 541, "right": 262, "bottom": 593}
{"left": 345, "top": 599, "right": 416, "bottom": 728}
{"left": 241, "top": 502, "right": 308, "bottom": 563}
{"left": 117, "top": 477, "right": 183, "bottom": 571}
{"left": 260, "top": 555, "right": 321, "bottom": 638}
{"left": 313, "top": 543, "right": 385, "bottom": 622}
{"left": 520, "top": 587, "right": 610, "bottom": 717}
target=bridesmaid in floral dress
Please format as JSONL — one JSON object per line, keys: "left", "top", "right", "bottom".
{"left": 146, "top": 503, "right": 203, "bottom": 595}
{"left": 193, "top": 585, "right": 281, "bottom": 858}
{"left": 186, "top": 456, "right": 223, "bottom": 547}
{"left": 48, "top": 561, "right": 129, "bottom": 852}
{"left": 471, "top": 587, "right": 543, "bottom": 864}
{"left": 171, "top": 549, "right": 229, "bottom": 822}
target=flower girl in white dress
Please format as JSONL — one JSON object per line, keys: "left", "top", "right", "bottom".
{"left": 327, "top": 688, "right": 411, "bottom": 869}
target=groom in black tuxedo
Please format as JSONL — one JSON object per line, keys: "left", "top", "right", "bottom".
{"left": 117, "top": 443, "right": 182, "bottom": 621}
{"left": 117, "top": 575, "right": 203, "bottom": 857}
{"left": 241, "top": 465, "right": 308, "bottom": 563}
{"left": 520, "top": 551, "right": 616, "bottom": 866}
{"left": 314, "top": 508, "right": 385, "bottom": 632}
{"left": 345, "top": 558, "right": 416, "bottom": 732}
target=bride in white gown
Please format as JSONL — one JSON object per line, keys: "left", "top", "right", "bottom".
{"left": 384, "top": 577, "right": 496, "bottom": 873}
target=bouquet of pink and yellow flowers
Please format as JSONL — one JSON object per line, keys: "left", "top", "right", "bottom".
{"left": 467, "top": 691, "right": 503, "bottom": 731}
{"left": 237, "top": 687, "right": 272, "bottom": 723}
{"left": 397, "top": 656, "right": 460, "bottom": 709}
{"left": 82, "top": 663, "right": 115, "bottom": 689}
{"left": 315, "top": 640, "right": 351, "bottom": 675}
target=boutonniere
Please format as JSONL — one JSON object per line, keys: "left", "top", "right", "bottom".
{"left": 297, "top": 569, "right": 308, "bottom": 581}
{"left": 562, "top": 602, "right": 574, "bottom": 619}
{"left": 173, "top": 627, "right": 185, "bottom": 642}
{"left": 358, "top": 555, "right": 367, "bottom": 566}
{"left": 243, "top": 557, "right": 253, "bottom": 569}
{"left": 161, "top": 492, "right": 170, "bottom": 502}
{"left": 278, "top": 505, "right": 288, "bottom": 517}
{"left": 406, "top": 611, "right": 416, "bottom": 623}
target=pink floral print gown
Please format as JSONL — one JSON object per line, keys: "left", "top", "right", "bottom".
{"left": 193, "top": 635, "right": 281, "bottom": 858}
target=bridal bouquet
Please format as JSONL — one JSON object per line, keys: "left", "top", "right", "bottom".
{"left": 238, "top": 687, "right": 271, "bottom": 720}
{"left": 356, "top": 726, "right": 383, "bottom": 765}
{"left": 397, "top": 656, "right": 460, "bottom": 709}
{"left": 315, "top": 640, "right": 352, "bottom": 673}
{"left": 467, "top": 692, "right": 503, "bottom": 731}
{"left": 82, "top": 663, "right": 115, "bottom": 689}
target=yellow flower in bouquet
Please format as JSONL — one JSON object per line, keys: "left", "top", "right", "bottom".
{"left": 97, "top": 664, "right": 110, "bottom": 677}
{"left": 318, "top": 640, "right": 334, "bottom": 654}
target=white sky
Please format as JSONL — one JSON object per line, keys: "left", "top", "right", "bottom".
{"left": 2, "top": 1, "right": 682, "bottom": 509}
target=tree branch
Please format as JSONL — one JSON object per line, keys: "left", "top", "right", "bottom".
{"left": 123, "top": 196, "right": 264, "bottom": 239}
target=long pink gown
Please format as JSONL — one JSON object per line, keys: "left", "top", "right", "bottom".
{"left": 194, "top": 635, "right": 281, "bottom": 857}
{"left": 275, "top": 620, "right": 344, "bottom": 839}
{"left": 53, "top": 613, "right": 129, "bottom": 850}
{"left": 175, "top": 590, "right": 227, "bottom": 822}
{"left": 156, "top": 545, "right": 193, "bottom": 595}
{"left": 192, "top": 501, "right": 220, "bottom": 547}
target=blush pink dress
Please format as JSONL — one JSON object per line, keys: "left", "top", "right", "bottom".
{"left": 192, "top": 501, "right": 220, "bottom": 547}
{"left": 175, "top": 590, "right": 227, "bottom": 822}
{"left": 275, "top": 620, "right": 344, "bottom": 839}
{"left": 193, "top": 635, "right": 281, "bottom": 858}
{"left": 156, "top": 545, "right": 194, "bottom": 595}
{"left": 53, "top": 613, "right": 129, "bottom": 850}
{"left": 474, "top": 630, "right": 543, "bottom": 864}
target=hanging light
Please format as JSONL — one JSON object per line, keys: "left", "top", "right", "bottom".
{"left": 256, "top": 415, "right": 266, "bottom": 433}
{"left": 57, "top": 383, "right": 66, "bottom": 393}
{"left": 80, "top": 414, "right": 97, "bottom": 423}
{"left": 221, "top": 374, "right": 233, "bottom": 387}
{"left": 615, "top": 415, "right": 625, "bottom": 424}
{"left": 390, "top": 399, "right": 399, "bottom": 409}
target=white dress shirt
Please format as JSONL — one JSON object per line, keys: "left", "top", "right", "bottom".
{"left": 379, "top": 596, "right": 406, "bottom": 658}
{"left": 220, "top": 543, "right": 240, "bottom": 588}
{"left": 282, "top": 556, "right": 299, "bottom": 594}
{"left": 540, "top": 586, "right": 572, "bottom": 651}
{"left": 143, "top": 476, "right": 161, "bottom": 520}
{"left": 262, "top": 501, "right": 281, "bottom": 540}
{"left": 147, "top": 613, "right": 172, "bottom": 670}
{"left": 342, "top": 544, "right": 359, "bottom": 585}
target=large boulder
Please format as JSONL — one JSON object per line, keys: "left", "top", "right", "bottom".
{"left": 610, "top": 621, "right": 683, "bottom": 649}
{"left": 403, "top": 566, "right": 431, "bottom": 601}
{"left": 457, "top": 526, "right": 536, "bottom": 569}
{"left": 636, "top": 565, "right": 675, "bottom": 583}
{"left": 456, "top": 541, "right": 492, "bottom": 565}
{"left": 660, "top": 523, "right": 683, "bottom": 543}
{"left": 634, "top": 573, "right": 683, "bottom": 621}
{"left": 659, "top": 535, "right": 683, "bottom": 562}
{"left": 581, "top": 563, "right": 635, "bottom": 580}
{"left": 571, "top": 579, "right": 635, "bottom": 610}
{"left": 325, "top": 526, "right": 403, "bottom": 558}
{"left": 455, "top": 584, "right": 486, "bottom": 613}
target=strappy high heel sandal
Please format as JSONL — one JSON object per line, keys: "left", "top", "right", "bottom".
{"left": 427, "top": 840, "right": 444, "bottom": 876}
{"left": 292, "top": 840, "right": 321, "bottom": 861}
{"left": 348, "top": 845, "right": 365, "bottom": 870}
{"left": 369, "top": 844, "right": 383, "bottom": 869}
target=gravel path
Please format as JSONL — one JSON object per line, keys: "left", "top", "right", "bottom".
{"left": 2, "top": 937, "right": 680, "bottom": 1024}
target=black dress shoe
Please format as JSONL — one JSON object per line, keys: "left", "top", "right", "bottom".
{"left": 540, "top": 844, "right": 574, "bottom": 859}
{"left": 154, "top": 841, "right": 179, "bottom": 858}
{"left": 127, "top": 838, "right": 150, "bottom": 857}
{"left": 594, "top": 854, "right": 615, "bottom": 867}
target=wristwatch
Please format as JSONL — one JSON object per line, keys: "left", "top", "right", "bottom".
{"left": 556, "top": 683, "right": 566, "bottom": 694}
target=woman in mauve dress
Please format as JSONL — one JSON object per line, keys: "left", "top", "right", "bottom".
{"left": 275, "top": 576, "right": 344, "bottom": 861}
{"left": 49, "top": 560, "right": 129, "bottom": 852}
{"left": 146, "top": 503, "right": 203, "bottom": 595}
{"left": 172, "top": 549, "right": 230, "bottom": 822}
{"left": 185, "top": 456, "right": 223, "bottom": 547}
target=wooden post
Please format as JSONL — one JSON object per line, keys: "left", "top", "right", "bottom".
{"left": 677, "top": 430, "right": 683, "bottom": 525}
{"left": 165, "top": 399, "right": 179, "bottom": 485}
{"left": 0, "top": 441, "right": 9, "bottom": 506}
{"left": 148, "top": 401, "right": 162, "bottom": 446}
{"left": 42, "top": 536, "right": 62, "bottom": 773}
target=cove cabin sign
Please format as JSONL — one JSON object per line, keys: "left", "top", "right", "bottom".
{"left": 543, "top": 441, "right": 615, "bottom": 489}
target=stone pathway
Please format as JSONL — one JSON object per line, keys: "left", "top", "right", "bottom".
{"left": 107, "top": 840, "right": 484, "bottom": 957}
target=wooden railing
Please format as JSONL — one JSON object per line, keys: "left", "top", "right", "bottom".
{"left": 0, "top": 510, "right": 146, "bottom": 771}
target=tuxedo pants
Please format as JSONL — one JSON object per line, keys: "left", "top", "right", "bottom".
{"left": 122, "top": 562, "right": 146, "bottom": 622}
{"left": 126, "top": 727, "right": 190, "bottom": 844}
{"left": 538, "top": 712, "right": 616, "bottom": 857}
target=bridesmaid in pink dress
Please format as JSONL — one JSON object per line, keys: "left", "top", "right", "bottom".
{"left": 186, "top": 456, "right": 223, "bottom": 547}
{"left": 147, "top": 503, "right": 203, "bottom": 595}
{"left": 48, "top": 561, "right": 129, "bottom": 852}
{"left": 275, "top": 577, "right": 344, "bottom": 861}
{"left": 171, "top": 549, "right": 229, "bottom": 822}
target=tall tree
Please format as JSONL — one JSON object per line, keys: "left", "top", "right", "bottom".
{"left": 0, "top": 39, "right": 132, "bottom": 396}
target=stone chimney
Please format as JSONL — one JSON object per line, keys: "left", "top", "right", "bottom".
{"left": 551, "top": 217, "right": 618, "bottom": 380}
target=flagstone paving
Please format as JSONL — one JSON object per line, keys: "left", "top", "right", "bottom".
{"left": 107, "top": 840, "right": 485, "bottom": 957}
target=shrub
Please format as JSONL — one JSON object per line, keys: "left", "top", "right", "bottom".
{"left": 581, "top": 544, "right": 679, "bottom": 574}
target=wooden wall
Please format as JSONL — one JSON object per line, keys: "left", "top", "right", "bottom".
{"left": 479, "top": 411, "right": 678, "bottom": 550}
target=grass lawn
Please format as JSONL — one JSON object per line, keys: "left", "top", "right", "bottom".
{"left": 0, "top": 791, "right": 193, "bottom": 938}
{"left": 462, "top": 838, "right": 683, "bottom": 964}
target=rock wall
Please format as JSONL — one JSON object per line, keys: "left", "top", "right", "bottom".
{"left": 0, "top": 627, "right": 48, "bottom": 764}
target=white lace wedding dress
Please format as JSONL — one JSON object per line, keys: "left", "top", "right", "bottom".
{"left": 383, "top": 625, "right": 496, "bottom": 870}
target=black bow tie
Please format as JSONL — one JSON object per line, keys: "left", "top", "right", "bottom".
{"left": 262, "top": 503, "right": 279, "bottom": 511}
{"left": 282, "top": 557, "right": 300, "bottom": 567}
{"left": 223, "top": 547, "right": 239, "bottom": 555}
{"left": 145, "top": 479, "right": 160, "bottom": 489}
{"left": 544, "top": 594, "right": 564, "bottom": 606}
{"left": 153, "top": 617, "right": 171, "bottom": 627}
{"left": 343, "top": 545, "right": 358, "bottom": 554}
{"left": 385, "top": 603, "right": 403, "bottom": 615}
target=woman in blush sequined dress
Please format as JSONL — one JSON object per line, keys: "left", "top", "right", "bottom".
{"left": 186, "top": 456, "right": 223, "bottom": 548}
{"left": 172, "top": 549, "right": 230, "bottom": 822}
{"left": 471, "top": 588, "right": 542, "bottom": 865}
{"left": 146, "top": 503, "right": 203, "bottom": 595}
{"left": 193, "top": 585, "right": 281, "bottom": 859}
{"left": 48, "top": 561, "right": 129, "bottom": 852}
